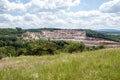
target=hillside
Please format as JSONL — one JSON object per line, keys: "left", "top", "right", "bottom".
{"left": 0, "top": 28, "right": 120, "bottom": 42}
{"left": 0, "top": 28, "right": 24, "bottom": 42}
{"left": 0, "top": 48, "right": 120, "bottom": 80}
{"left": 85, "top": 30, "right": 120, "bottom": 42}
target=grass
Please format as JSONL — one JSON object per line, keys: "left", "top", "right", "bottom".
{"left": 0, "top": 48, "right": 120, "bottom": 80}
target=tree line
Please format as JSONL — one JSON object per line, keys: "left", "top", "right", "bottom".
{"left": 0, "top": 39, "right": 105, "bottom": 59}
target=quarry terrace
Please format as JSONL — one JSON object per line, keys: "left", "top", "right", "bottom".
{"left": 22, "top": 30, "right": 120, "bottom": 48}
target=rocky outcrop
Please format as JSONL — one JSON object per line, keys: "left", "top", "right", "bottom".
{"left": 22, "top": 31, "right": 42, "bottom": 40}
{"left": 22, "top": 30, "right": 86, "bottom": 40}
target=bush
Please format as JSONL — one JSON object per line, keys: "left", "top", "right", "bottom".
{"left": 65, "top": 42, "right": 87, "bottom": 53}
{"left": 16, "top": 48, "right": 27, "bottom": 56}
{"left": 32, "top": 46, "right": 44, "bottom": 55}
{"left": 52, "top": 40, "right": 68, "bottom": 50}
{"left": 0, "top": 46, "right": 16, "bottom": 57}
{"left": 32, "top": 46, "right": 56, "bottom": 56}
{"left": 91, "top": 46, "right": 99, "bottom": 50}
{"left": 98, "top": 44, "right": 105, "bottom": 49}
{"left": 91, "top": 44, "right": 105, "bottom": 51}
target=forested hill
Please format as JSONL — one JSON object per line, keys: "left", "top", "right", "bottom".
{"left": 26, "top": 28, "right": 61, "bottom": 32}
{"left": 85, "top": 30, "right": 120, "bottom": 42}
{"left": 0, "top": 28, "right": 25, "bottom": 39}
{"left": 0, "top": 28, "right": 120, "bottom": 42}
{"left": 0, "top": 28, "right": 24, "bottom": 41}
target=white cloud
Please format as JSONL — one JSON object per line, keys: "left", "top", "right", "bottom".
{"left": 63, "top": 10, "right": 120, "bottom": 29}
{"left": 25, "top": 0, "right": 80, "bottom": 12}
{"left": 99, "top": 0, "right": 120, "bottom": 13}
{"left": 0, "top": 0, "right": 26, "bottom": 14}
{"left": 0, "top": 0, "right": 120, "bottom": 30}
{"left": 0, "top": 10, "right": 120, "bottom": 29}
{"left": 0, "top": 0, "right": 80, "bottom": 13}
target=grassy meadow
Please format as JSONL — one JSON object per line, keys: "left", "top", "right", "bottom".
{"left": 0, "top": 48, "right": 120, "bottom": 80}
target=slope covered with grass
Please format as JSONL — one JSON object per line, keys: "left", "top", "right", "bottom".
{"left": 0, "top": 48, "right": 120, "bottom": 80}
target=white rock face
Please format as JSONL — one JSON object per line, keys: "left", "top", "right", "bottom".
{"left": 22, "top": 31, "right": 42, "bottom": 40}
{"left": 22, "top": 30, "right": 86, "bottom": 41}
{"left": 42, "top": 30, "right": 86, "bottom": 40}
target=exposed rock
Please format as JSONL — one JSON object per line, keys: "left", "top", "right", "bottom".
{"left": 22, "top": 30, "right": 86, "bottom": 40}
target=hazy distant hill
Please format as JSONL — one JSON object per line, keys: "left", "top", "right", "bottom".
{"left": 96, "top": 29, "right": 120, "bottom": 34}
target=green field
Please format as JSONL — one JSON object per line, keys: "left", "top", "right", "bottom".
{"left": 0, "top": 48, "right": 120, "bottom": 80}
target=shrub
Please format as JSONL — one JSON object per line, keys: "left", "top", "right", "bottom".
{"left": 32, "top": 46, "right": 44, "bottom": 55}
{"left": 65, "top": 42, "right": 87, "bottom": 53}
{"left": 98, "top": 44, "right": 105, "bottom": 49}
{"left": 16, "top": 48, "right": 27, "bottom": 56}
{"left": 91, "top": 44, "right": 105, "bottom": 51}
{"left": 0, "top": 46, "right": 16, "bottom": 57}
{"left": 92, "top": 46, "right": 99, "bottom": 50}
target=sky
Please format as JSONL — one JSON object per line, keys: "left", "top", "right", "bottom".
{"left": 0, "top": 0, "right": 120, "bottom": 30}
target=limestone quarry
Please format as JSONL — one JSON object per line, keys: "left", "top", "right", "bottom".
{"left": 22, "top": 30, "right": 120, "bottom": 47}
